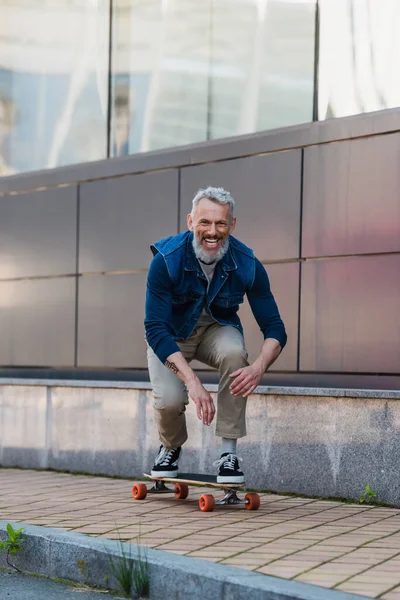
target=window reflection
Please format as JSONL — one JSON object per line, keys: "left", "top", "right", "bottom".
{"left": 210, "top": 0, "right": 315, "bottom": 139}
{"left": 3, "top": 0, "right": 399, "bottom": 176}
{"left": 111, "top": 0, "right": 210, "bottom": 156}
{"left": 256, "top": 0, "right": 316, "bottom": 131}
{"left": 319, "top": 0, "right": 400, "bottom": 119}
{"left": 0, "top": 0, "right": 109, "bottom": 175}
{"left": 112, "top": 81, "right": 132, "bottom": 157}
{"left": 0, "top": 94, "right": 17, "bottom": 176}
{"left": 111, "top": 0, "right": 315, "bottom": 157}
{"left": 111, "top": 74, "right": 149, "bottom": 157}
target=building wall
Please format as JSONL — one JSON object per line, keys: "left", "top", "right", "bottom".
{"left": 0, "top": 108, "right": 400, "bottom": 388}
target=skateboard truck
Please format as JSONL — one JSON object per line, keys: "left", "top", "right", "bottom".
{"left": 148, "top": 480, "right": 175, "bottom": 494}
{"left": 216, "top": 489, "right": 246, "bottom": 506}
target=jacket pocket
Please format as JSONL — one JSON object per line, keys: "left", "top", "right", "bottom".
{"left": 172, "top": 291, "right": 203, "bottom": 316}
{"left": 172, "top": 291, "right": 203, "bottom": 305}
{"left": 212, "top": 293, "right": 244, "bottom": 309}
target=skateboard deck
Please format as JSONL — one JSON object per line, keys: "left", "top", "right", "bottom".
{"left": 144, "top": 472, "right": 244, "bottom": 489}
{"left": 132, "top": 472, "right": 260, "bottom": 512}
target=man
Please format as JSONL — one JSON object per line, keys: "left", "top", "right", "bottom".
{"left": 144, "top": 187, "right": 286, "bottom": 483}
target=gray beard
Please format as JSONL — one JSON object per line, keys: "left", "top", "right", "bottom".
{"left": 192, "top": 235, "right": 229, "bottom": 265}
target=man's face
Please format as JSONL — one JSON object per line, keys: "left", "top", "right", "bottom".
{"left": 187, "top": 197, "right": 236, "bottom": 263}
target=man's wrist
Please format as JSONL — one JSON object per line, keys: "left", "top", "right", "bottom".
{"left": 252, "top": 358, "right": 267, "bottom": 377}
{"left": 186, "top": 373, "right": 201, "bottom": 387}
{"left": 257, "top": 339, "right": 281, "bottom": 372}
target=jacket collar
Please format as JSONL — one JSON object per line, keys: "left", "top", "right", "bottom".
{"left": 184, "top": 232, "right": 237, "bottom": 272}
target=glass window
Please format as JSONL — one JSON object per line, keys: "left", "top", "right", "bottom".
{"left": 111, "top": 0, "right": 316, "bottom": 157}
{"left": 0, "top": 0, "right": 109, "bottom": 176}
{"left": 318, "top": 0, "right": 400, "bottom": 119}
{"left": 111, "top": 0, "right": 211, "bottom": 157}
{"left": 210, "top": 0, "right": 316, "bottom": 139}
{"left": 4, "top": 0, "right": 400, "bottom": 174}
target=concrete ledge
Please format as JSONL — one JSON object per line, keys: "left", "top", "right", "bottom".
{"left": 0, "top": 522, "right": 367, "bottom": 600}
{"left": 1, "top": 378, "right": 400, "bottom": 399}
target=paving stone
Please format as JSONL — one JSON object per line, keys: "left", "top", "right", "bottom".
{"left": 3, "top": 468, "right": 400, "bottom": 597}
{"left": 336, "top": 581, "right": 391, "bottom": 596}
{"left": 381, "top": 588, "right": 400, "bottom": 600}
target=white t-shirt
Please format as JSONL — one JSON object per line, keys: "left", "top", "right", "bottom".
{"left": 196, "top": 261, "right": 217, "bottom": 326}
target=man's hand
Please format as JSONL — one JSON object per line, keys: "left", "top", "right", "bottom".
{"left": 163, "top": 351, "right": 215, "bottom": 426}
{"left": 229, "top": 338, "right": 282, "bottom": 398}
{"left": 229, "top": 364, "right": 263, "bottom": 398}
{"left": 187, "top": 379, "right": 216, "bottom": 426}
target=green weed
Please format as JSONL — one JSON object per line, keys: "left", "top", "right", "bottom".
{"left": 108, "top": 533, "right": 149, "bottom": 598}
{"left": 359, "top": 483, "right": 377, "bottom": 504}
{"left": 0, "top": 523, "right": 24, "bottom": 572}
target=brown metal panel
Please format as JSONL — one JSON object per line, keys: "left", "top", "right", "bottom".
{"left": 77, "top": 273, "right": 147, "bottom": 368}
{"left": 300, "top": 255, "right": 400, "bottom": 373}
{"left": 79, "top": 170, "right": 179, "bottom": 273}
{"left": 0, "top": 278, "right": 75, "bottom": 366}
{"left": 0, "top": 186, "right": 77, "bottom": 279}
{"left": 180, "top": 151, "right": 301, "bottom": 261}
{"left": 303, "top": 134, "right": 400, "bottom": 257}
{"left": 239, "top": 262, "right": 299, "bottom": 372}
{"left": 191, "top": 262, "right": 299, "bottom": 373}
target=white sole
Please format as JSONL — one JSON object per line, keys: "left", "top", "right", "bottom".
{"left": 217, "top": 475, "right": 245, "bottom": 484}
{"left": 151, "top": 470, "right": 178, "bottom": 478}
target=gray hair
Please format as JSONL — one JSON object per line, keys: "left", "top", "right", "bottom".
{"left": 191, "top": 186, "right": 235, "bottom": 219}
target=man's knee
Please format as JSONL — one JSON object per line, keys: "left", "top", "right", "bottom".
{"left": 219, "top": 346, "right": 248, "bottom": 369}
{"left": 153, "top": 389, "right": 188, "bottom": 411}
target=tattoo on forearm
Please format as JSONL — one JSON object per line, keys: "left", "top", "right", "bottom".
{"left": 165, "top": 360, "right": 179, "bottom": 374}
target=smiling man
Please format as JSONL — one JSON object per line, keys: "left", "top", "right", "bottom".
{"left": 144, "top": 187, "right": 287, "bottom": 483}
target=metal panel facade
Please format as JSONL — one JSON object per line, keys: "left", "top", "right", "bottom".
{"left": 77, "top": 273, "right": 147, "bottom": 368}
{"left": 79, "top": 170, "right": 179, "bottom": 273}
{"left": 300, "top": 255, "right": 400, "bottom": 373}
{"left": 180, "top": 151, "right": 302, "bottom": 261}
{"left": 0, "top": 278, "right": 75, "bottom": 366}
{"left": 303, "top": 134, "right": 400, "bottom": 258}
{"left": 0, "top": 186, "right": 77, "bottom": 279}
{"left": 239, "top": 262, "right": 299, "bottom": 372}
{"left": 1, "top": 111, "right": 399, "bottom": 386}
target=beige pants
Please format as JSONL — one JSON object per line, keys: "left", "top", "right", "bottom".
{"left": 147, "top": 323, "right": 249, "bottom": 448}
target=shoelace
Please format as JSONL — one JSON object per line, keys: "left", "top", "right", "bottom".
{"left": 213, "top": 453, "right": 243, "bottom": 471}
{"left": 155, "top": 447, "right": 177, "bottom": 467}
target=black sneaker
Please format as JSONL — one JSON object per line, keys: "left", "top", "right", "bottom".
{"left": 214, "top": 452, "right": 245, "bottom": 484}
{"left": 151, "top": 445, "right": 181, "bottom": 477}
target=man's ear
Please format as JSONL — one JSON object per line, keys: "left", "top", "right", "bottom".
{"left": 229, "top": 216, "right": 237, "bottom": 234}
{"left": 187, "top": 212, "right": 194, "bottom": 231}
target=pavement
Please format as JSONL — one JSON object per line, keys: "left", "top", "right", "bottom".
{"left": 0, "top": 570, "right": 122, "bottom": 599}
{"left": 3, "top": 469, "right": 400, "bottom": 599}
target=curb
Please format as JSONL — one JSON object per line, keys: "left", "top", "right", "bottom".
{"left": 0, "top": 522, "right": 369, "bottom": 600}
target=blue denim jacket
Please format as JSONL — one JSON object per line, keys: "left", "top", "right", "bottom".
{"left": 144, "top": 231, "right": 287, "bottom": 363}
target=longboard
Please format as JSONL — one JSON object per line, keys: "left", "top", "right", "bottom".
{"left": 145, "top": 472, "right": 244, "bottom": 489}
{"left": 131, "top": 472, "right": 260, "bottom": 512}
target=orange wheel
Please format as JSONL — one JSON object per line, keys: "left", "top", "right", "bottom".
{"left": 199, "top": 494, "right": 215, "bottom": 512}
{"left": 245, "top": 492, "right": 260, "bottom": 510}
{"left": 132, "top": 483, "right": 147, "bottom": 500}
{"left": 174, "top": 483, "right": 189, "bottom": 500}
